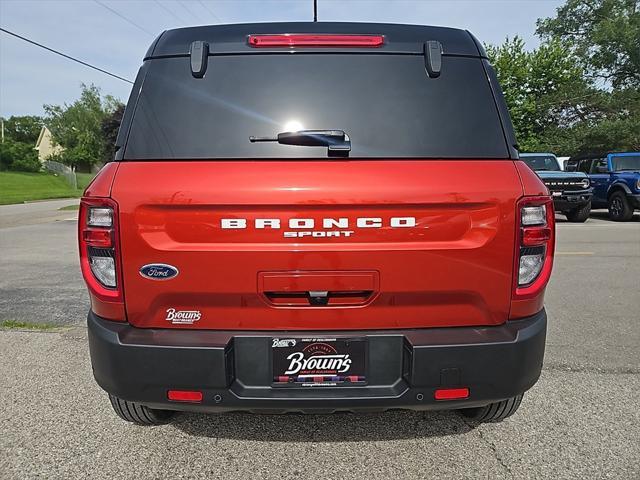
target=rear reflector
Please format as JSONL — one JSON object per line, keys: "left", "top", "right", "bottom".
{"left": 522, "top": 226, "right": 552, "bottom": 246}
{"left": 167, "top": 390, "right": 203, "bottom": 402}
{"left": 82, "top": 229, "right": 113, "bottom": 248}
{"left": 434, "top": 388, "right": 469, "bottom": 400}
{"left": 248, "top": 34, "right": 384, "bottom": 48}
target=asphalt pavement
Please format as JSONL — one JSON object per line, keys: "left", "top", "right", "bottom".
{"left": 0, "top": 200, "right": 639, "bottom": 479}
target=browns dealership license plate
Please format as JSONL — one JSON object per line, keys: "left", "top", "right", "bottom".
{"left": 272, "top": 338, "right": 367, "bottom": 387}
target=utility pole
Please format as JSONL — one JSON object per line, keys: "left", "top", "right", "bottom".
{"left": 313, "top": 0, "right": 318, "bottom": 22}
{"left": 1, "top": 117, "right": 4, "bottom": 144}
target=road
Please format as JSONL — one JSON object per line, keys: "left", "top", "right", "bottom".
{"left": 1, "top": 200, "right": 639, "bottom": 479}
{"left": 0, "top": 198, "right": 80, "bottom": 228}
{"left": 0, "top": 199, "right": 86, "bottom": 326}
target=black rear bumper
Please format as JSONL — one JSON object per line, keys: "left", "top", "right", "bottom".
{"left": 87, "top": 310, "right": 547, "bottom": 413}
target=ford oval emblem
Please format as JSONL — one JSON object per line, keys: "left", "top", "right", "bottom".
{"left": 139, "top": 264, "right": 179, "bottom": 280}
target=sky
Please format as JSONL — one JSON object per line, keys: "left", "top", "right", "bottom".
{"left": 0, "top": 0, "right": 565, "bottom": 117}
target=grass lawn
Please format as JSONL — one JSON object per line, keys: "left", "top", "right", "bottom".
{"left": 76, "top": 172, "right": 95, "bottom": 190}
{"left": 58, "top": 204, "right": 80, "bottom": 211}
{"left": 0, "top": 171, "right": 93, "bottom": 205}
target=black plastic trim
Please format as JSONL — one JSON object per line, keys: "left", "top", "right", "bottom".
{"left": 88, "top": 309, "right": 547, "bottom": 413}
{"left": 608, "top": 182, "right": 633, "bottom": 196}
{"left": 466, "top": 30, "right": 489, "bottom": 59}
{"left": 145, "top": 22, "right": 483, "bottom": 59}
{"left": 552, "top": 192, "right": 593, "bottom": 211}
{"left": 481, "top": 59, "right": 519, "bottom": 159}
{"left": 625, "top": 193, "right": 640, "bottom": 208}
{"left": 114, "top": 62, "right": 150, "bottom": 161}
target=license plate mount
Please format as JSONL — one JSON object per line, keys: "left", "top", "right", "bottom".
{"left": 271, "top": 337, "right": 367, "bottom": 387}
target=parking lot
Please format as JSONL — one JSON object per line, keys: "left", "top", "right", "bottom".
{"left": 1, "top": 200, "right": 639, "bottom": 479}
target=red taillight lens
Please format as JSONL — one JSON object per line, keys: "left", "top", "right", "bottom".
{"left": 82, "top": 229, "right": 113, "bottom": 248}
{"left": 513, "top": 196, "right": 555, "bottom": 300}
{"left": 522, "top": 226, "right": 551, "bottom": 246}
{"left": 434, "top": 388, "right": 469, "bottom": 400}
{"left": 248, "top": 34, "right": 384, "bottom": 48}
{"left": 168, "top": 390, "right": 203, "bottom": 403}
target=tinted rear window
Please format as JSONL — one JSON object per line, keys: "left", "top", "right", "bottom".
{"left": 124, "top": 54, "right": 509, "bottom": 159}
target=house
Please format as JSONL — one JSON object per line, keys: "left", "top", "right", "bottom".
{"left": 34, "top": 126, "right": 64, "bottom": 162}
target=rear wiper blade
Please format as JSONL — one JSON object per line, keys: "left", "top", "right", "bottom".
{"left": 250, "top": 130, "right": 351, "bottom": 157}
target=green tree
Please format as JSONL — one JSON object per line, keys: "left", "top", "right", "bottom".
{"left": 531, "top": 0, "right": 640, "bottom": 154}
{"left": 486, "top": 37, "right": 590, "bottom": 152}
{"left": 1, "top": 115, "right": 44, "bottom": 144}
{"left": 542, "top": 88, "right": 640, "bottom": 154}
{"left": 537, "top": 0, "right": 640, "bottom": 89}
{"left": 101, "top": 104, "right": 125, "bottom": 162}
{"left": 44, "top": 84, "right": 121, "bottom": 170}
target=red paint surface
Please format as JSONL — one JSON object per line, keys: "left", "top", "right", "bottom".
{"left": 95, "top": 159, "right": 539, "bottom": 330}
{"left": 84, "top": 162, "right": 119, "bottom": 197}
{"left": 80, "top": 159, "right": 553, "bottom": 329}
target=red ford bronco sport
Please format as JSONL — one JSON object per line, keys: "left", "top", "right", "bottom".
{"left": 80, "top": 23, "right": 554, "bottom": 425}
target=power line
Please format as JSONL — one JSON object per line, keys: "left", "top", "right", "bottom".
{"left": 197, "top": 0, "right": 222, "bottom": 23}
{"left": 153, "top": 0, "right": 187, "bottom": 24}
{"left": 93, "top": 0, "right": 154, "bottom": 36}
{"left": 0, "top": 28, "right": 134, "bottom": 84}
{"left": 177, "top": 0, "right": 201, "bottom": 21}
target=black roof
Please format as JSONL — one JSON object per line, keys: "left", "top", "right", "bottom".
{"left": 145, "top": 22, "right": 485, "bottom": 59}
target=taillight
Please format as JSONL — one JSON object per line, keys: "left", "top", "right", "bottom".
{"left": 79, "top": 197, "right": 124, "bottom": 317}
{"left": 247, "top": 34, "right": 385, "bottom": 48}
{"left": 513, "top": 196, "right": 555, "bottom": 300}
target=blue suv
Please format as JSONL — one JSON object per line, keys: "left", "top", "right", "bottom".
{"left": 566, "top": 152, "right": 640, "bottom": 221}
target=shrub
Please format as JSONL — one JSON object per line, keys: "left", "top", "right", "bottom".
{"left": 0, "top": 140, "right": 42, "bottom": 172}
{"left": 11, "top": 155, "right": 42, "bottom": 172}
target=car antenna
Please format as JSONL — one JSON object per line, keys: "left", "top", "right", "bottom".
{"left": 313, "top": 0, "right": 318, "bottom": 22}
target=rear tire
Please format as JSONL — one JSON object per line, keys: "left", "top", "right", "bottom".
{"left": 564, "top": 202, "right": 591, "bottom": 222}
{"left": 608, "top": 191, "right": 634, "bottom": 221}
{"left": 108, "top": 394, "right": 175, "bottom": 425}
{"left": 459, "top": 394, "right": 523, "bottom": 423}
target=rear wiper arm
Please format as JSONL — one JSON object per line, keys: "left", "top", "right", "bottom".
{"left": 250, "top": 130, "right": 351, "bottom": 157}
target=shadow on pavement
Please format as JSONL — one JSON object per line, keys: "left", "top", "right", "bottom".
{"left": 171, "top": 409, "right": 473, "bottom": 441}
{"left": 589, "top": 210, "right": 640, "bottom": 222}
{"left": 555, "top": 209, "right": 639, "bottom": 223}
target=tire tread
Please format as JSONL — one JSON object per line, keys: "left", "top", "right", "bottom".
{"left": 108, "top": 394, "right": 174, "bottom": 426}
{"left": 608, "top": 191, "right": 634, "bottom": 222}
{"left": 460, "top": 393, "right": 524, "bottom": 423}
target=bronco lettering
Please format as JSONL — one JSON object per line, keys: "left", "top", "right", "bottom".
{"left": 222, "top": 217, "right": 416, "bottom": 230}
